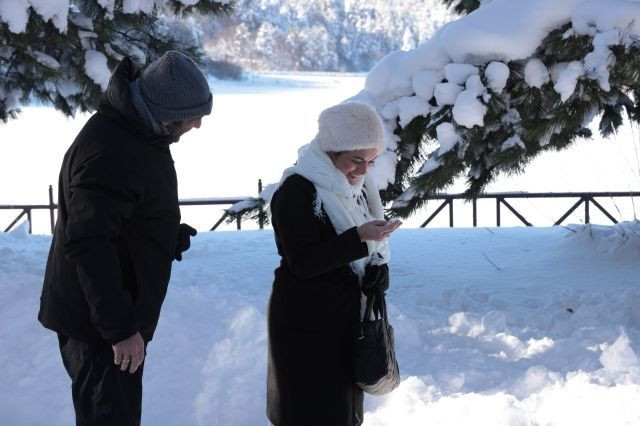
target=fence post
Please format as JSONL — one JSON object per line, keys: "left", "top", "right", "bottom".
{"left": 26, "top": 208, "right": 32, "bottom": 234}
{"left": 472, "top": 198, "right": 477, "bottom": 227}
{"left": 448, "top": 198, "right": 454, "bottom": 227}
{"left": 49, "top": 185, "right": 55, "bottom": 234}
{"left": 496, "top": 198, "right": 501, "bottom": 227}
{"left": 258, "top": 179, "right": 264, "bottom": 230}
{"left": 585, "top": 197, "right": 590, "bottom": 224}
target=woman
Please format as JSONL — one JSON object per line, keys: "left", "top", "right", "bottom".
{"left": 266, "top": 101, "right": 402, "bottom": 426}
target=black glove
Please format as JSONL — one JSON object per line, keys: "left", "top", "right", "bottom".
{"left": 175, "top": 223, "right": 197, "bottom": 261}
{"left": 361, "top": 263, "right": 390, "bottom": 298}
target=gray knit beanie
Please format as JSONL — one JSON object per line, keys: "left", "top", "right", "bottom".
{"left": 138, "top": 51, "right": 212, "bottom": 123}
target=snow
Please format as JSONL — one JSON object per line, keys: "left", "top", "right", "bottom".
{"left": 440, "top": 0, "right": 584, "bottom": 64}
{"left": 0, "top": 87, "right": 22, "bottom": 110}
{"left": 524, "top": 58, "right": 550, "bottom": 88}
{"left": 31, "top": 51, "right": 61, "bottom": 70}
{"left": 501, "top": 135, "right": 526, "bottom": 152}
{"left": 434, "top": 82, "right": 463, "bottom": 106}
{"left": 365, "top": 51, "right": 416, "bottom": 107}
{"left": 97, "top": 0, "right": 115, "bottom": 14}
{"left": 464, "top": 74, "right": 485, "bottom": 97}
{"left": 55, "top": 79, "right": 82, "bottom": 97}
{"left": 30, "top": 0, "right": 68, "bottom": 32}
{"left": 370, "top": 150, "right": 398, "bottom": 189}
{"left": 452, "top": 81, "right": 487, "bottom": 129}
{"left": 412, "top": 70, "right": 442, "bottom": 101}
{"left": 554, "top": 61, "right": 585, "bottom": 102}
{"left": 419, "top": 156, "right": 444, "bottom": 176}
{"left": 583, "top": 29, "right": 620, "bottom": 92}
{"left": 227, "top": 198, "right": 259, "bottom": 214}
{"left": 0, "top": 0, "right": 30, "bottom": 33}
{"left": 83, "top": 50, "right": 111, "bottom": 91}
{"left": 0, "top": 0, "right": 230, "bottom": 36}
{"left": 444, "top": 63, "right": 479, "bottom": 85}
{"left": 396, "top": 96, "right": 431, "bottom": 127}
{"left": 572, "top": 0, "right": 640, "bottom": 37}
{"left": 123, "top": 0, "right": 154, "bottom": 14}
{"left": 599, "top": 330, "right": 639, "bottom": 374}
{"left": 484, "top": 61, "right": 510, "bottom": 93}
{"left": 2, "top": 222, "right": 640, "bottom": 425}
{"left": 0, "top": 0, "right": 68, "bottom": 33}
{"left": 435, "top": 122, "right": 460, "bottom": 155}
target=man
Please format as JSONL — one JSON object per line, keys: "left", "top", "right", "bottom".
{"left": 38, "top": 51, "right": 211, "bottom": 425}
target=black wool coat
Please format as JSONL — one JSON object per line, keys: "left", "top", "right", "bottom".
{"left": 38, "top": 57, "right": 180, "bottom": 344}
{"left": 267, "top": 174, "right": 369, "bottom": 426}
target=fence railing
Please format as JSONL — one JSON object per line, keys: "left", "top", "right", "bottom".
{"left": 419, "top": 191, "right": 640, "bottom": 227}
{"left": 1, "top": 182, "right": 265, "bottom": 234}
{"left": 2, "top": 186, "right": 639, "bottom": 234}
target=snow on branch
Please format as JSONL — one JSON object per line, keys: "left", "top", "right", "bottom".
{"left": 358, "top": 0, "right": 640, "bottom": 217}
{"left": 0, "top": 0, "right": 234, "bottom": 122}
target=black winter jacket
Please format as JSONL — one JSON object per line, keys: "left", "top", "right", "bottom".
{"left": 267, "top": 174, "right": 369, "bottom": 426}
{"left": 38, "top": 58, "right": 180, "bottom": 344}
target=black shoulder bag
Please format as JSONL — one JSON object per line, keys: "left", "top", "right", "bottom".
{"left": 354, "top": 289, "right": 400, "bottom": 395}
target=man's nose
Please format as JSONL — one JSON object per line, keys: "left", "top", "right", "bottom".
{"left": 193, "top": 117, "right": 202, "bottom": 129}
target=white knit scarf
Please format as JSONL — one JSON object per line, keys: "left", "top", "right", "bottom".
{"left": 274, "top": 138, "right": 390, "bottom": 280}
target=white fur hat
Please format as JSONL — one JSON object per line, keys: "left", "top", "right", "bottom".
{"left": 316, "top": 102, "right": 386, "bottom": 153}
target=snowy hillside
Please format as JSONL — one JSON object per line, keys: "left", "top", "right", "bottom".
{"left": 197, "top": 0, "right": 451, "bottom": 72}
{"left": 2, "top": 222, "right": 640, "bottom": 425}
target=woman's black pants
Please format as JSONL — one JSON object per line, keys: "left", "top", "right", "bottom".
{"left": 57, "top": 334, "right": 144, "bottom": 426}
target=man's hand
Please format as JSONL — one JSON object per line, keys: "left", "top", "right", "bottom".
{"left": 175, "top": 223, "right": 197, "bottom": 261}
{"left": 112, "top": 332, "right": 145, "bottom": 374}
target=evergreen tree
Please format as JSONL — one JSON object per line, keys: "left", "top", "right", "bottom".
{"left": 441, "top": 0, "right": 481, "bottom": 15}
{"left": 384, "top": 12, "right": 640, "bottom": 217}
{"left": 0, "top": 0, "right": 233, "bottom": 122}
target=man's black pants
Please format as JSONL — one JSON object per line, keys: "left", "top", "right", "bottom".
{"left": 58, "top": 334, "right": 145, "bottom": 426}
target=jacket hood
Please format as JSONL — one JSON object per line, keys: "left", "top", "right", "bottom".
{"left": 99, "top": 57, "right": 173, "bottom": 146}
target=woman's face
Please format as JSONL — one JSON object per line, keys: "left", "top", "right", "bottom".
{"left": 329, "top": 148, "right": 379, "bottom": 185}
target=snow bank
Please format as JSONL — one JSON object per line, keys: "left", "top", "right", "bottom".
{"left": 2, "top": 222, "right": 640, "bottom": 425}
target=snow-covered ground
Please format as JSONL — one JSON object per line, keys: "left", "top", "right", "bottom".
{"left": 2, "top": 221, "right": 640, "bottom": 425}
{"left": 1, "top": 73, "right": 639, "bottom": 234}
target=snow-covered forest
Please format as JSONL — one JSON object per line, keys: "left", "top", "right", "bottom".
{"left": 194, "top": 0, "right": 451, "bottom": 72}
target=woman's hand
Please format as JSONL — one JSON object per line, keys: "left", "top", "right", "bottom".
{"left": 357, "top": 220, "right": 402, "bottom": 242}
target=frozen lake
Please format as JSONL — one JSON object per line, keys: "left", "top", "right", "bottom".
{"left": 1, "top": 73, "right": 639, "bottom": 233}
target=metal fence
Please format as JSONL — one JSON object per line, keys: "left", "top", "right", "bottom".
{"left": 419, "top": 191, "right": 640, "bottom": 228}
{"left": 1, "top": 182, "right": 265, "bottom": 234}
{"left": 2, "top": 184, "right": 639, "bottom": 234}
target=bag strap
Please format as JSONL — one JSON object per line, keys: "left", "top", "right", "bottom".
{"left": 363, "top": 288, "right": 388, "bottom": 322}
